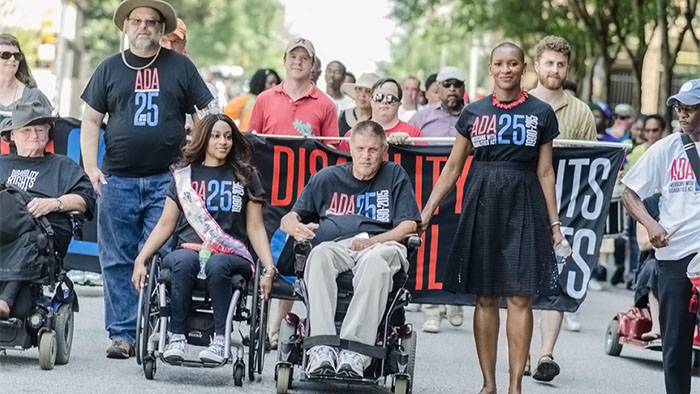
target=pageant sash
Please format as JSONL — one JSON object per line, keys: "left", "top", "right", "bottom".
{"left": 173, "top": 165, "right": 254, "bottom": 265}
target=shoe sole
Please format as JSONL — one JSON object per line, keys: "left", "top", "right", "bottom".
{"left": 532, "top": 360, "right": 560, "bottom": 382}
{"left": 336, "top": 365, "right": 362, "bottom": 379}
{"left": 199, "top": 354, "right": 225, "bottom": 364}
{"left": 106, "top": 348, "right": 133, "bottom": 359}
{"left": 307, "top": 362, "right": 335, "bottom": 377}
{"left": 164, "top": 353, "right": 185, "bottom": 363}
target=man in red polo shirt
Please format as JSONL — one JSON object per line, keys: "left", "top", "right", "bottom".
{"left": 247, "top": 37, "right": 338, "bottom": 139}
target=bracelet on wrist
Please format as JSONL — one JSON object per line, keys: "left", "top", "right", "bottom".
{"left": 55, "top": 197, "right": 64, "bottom": 212}
{"left": 550, "top": 221, "right": 562, "bottom": 229}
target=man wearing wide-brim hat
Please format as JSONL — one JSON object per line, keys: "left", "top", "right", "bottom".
{"left": 79, "top": 0, "right": 214, "bottom": 359}
{"left": 0, "top": 101, "right": 56, "bottom": 146}
{"left": 621, "top": 79, "right": 700, "bottom": 394}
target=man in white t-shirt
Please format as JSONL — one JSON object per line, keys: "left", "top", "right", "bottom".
{"left": 621, "top": 79, "right": 700, "bottom": 394}
{"left": 324, "top": 60, "right": 354, "bottom": 115}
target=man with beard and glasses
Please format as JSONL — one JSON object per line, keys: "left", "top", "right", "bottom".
{"left": 80, "top": 0, "right": 213, "bottom": 359}
{"left": 409, "top": 66, "right": 467, "bottom": 333}
{"left": 528, "top": 35, "right": 596, "bottom": 383}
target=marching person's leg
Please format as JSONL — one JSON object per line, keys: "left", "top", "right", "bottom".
{"left": 338, "top": 241, "right": 407, "bottom": 377}
{"left": 200, "top": 254, "right": 253, "bottom": 363}
{"left": 474, "top": 296, "right": 499, "bottom": 394}
{"left": 304, "top": 241, "right": 354, "bottom": 376}
{"left": 162, "top": 249, "right": 199, "bottom": 362}
{"left": 421, "top": 304, "right": 443, "bottom": 333}
{"left": 99, "top": 175, "right": 143, "bottom": 359}
{"left": 446, "top": 304, "right": 465, "bottom": 327}
{"left": 506, "top": 296, "right": 533, "bottom": 394}
{"left": 533, "top": 310, "right": 563, "bottom": 381}
{"left": 657, "top": 255, "right": 696, "bottom": 394}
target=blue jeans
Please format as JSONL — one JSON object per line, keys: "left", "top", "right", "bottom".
{"left": 164, "top": 249, "right": 252, "bottom": 334}
{"left": 98, "top": 173, "right": 171, "bottom": 345}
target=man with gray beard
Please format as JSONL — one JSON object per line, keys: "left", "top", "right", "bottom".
{"left": 80, "top": 0, "right": 213, "bottom": 359}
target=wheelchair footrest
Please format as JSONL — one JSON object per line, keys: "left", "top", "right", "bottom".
{"left": 303, "top": 335, "right": 387, "bottom": 360}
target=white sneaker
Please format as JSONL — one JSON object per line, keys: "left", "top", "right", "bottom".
{"left": 422, "top": 318, "right": 441, "bottom": 333}
{"left": 83, "top": 272, "right": 103, "bottom": 287}
{"left": 306, "top": 345, "right": 337, "bottom": 377}
{"left": 336, "top": 350, "right": 368, "bottom": 378}
{"left": 563, "top": 312, "right": 582, "bottom": 332}
{"left": 199, "top": 336, "right": 226, "bottom": 363}
{"left": 587, "top": 279, "right": 603, "bottom": 292}
{"left": 446, "top": 305, "right": 464, "bottom": 327}
{"left": 163, "top": 337, "right": 187, "bottom": 362}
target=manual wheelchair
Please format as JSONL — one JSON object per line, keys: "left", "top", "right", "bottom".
{"left": 134, "top": 252, "right": 268, "bottom": 387}
{"left": 273, "top": 236, "right": 421, "bottom": 394}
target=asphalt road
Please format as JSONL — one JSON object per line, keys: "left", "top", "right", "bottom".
{"left": 2, "top": 283, "right": 698, "bottom": 394}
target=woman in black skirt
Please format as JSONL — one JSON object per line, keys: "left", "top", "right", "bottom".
{"left": 420, "top": 42, "right": 564, "bottom": 394}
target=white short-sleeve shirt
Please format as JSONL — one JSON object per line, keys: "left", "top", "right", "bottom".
{"left": 622, "top": 133, "right": 700, "bottom": 260}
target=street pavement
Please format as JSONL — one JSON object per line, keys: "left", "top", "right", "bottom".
{"left": 2, "top": 283, "right": 698, "bottom": 394}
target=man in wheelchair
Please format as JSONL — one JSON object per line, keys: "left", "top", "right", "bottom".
{"left": 0, "top": 101, "right": 95, "bottom": 320}
{"left": 280, "top": 120, "right": 421, "bottom": 378}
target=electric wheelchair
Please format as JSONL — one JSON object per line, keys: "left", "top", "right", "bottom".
{"left": 0, "top": 183, "right": 84, "bottom": 370}
{"left": 273, "top": 236, "right": 421, "bottom": 394}
{"left": 134, "top": 252, "right": 268, "bottom": 386}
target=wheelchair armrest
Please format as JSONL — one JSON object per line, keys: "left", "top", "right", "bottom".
{"left": 403, "top": 235, "right": 422, "bottom": 255}
{"left": 69, "top": 212, "right": 86, "bottom": 241}
{"left": 293, "top": 240, "right": 313, "bottom": 279}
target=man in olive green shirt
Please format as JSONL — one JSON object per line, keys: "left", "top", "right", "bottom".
{"left": 529, "top": 35, "right": 597, "bottom": 383}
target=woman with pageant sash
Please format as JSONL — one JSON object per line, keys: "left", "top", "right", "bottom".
{"left": 419, "top": 42, "right": 564, "bottom": 394}
{"left": 131, "top": 113, "right": 275, "bottom": 364}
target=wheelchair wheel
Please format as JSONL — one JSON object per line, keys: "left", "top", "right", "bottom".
{"left": 136, "top": 256, "right": 160, "bottom": 367}
{"left": 233, "top": 360, "right": 245, "bottom": 387}
{"left": 54, "top": 303, "right": 74, "bottom": 365}
{"left": 277, "top": 318, "right": 296, "bottom": 362}
{"left": 393, "top": 376, "right": 409, "bottom": 394}
{"left": 604, "top": 319, "right": 623, "bottom": 356}
{"left": 248, "top": 263, "right": 268, "bottom": 381}
{"left": 39, "top": 330, "right": 57, "bottom": 370}
{"left": 143, "top": 356, "right": 156, "bottom": 380}
{"left": 400, "top": 330, "right": 416, "bottom": 393}
{"left": 275, "top": 364, "right": 293, "bottom": 394}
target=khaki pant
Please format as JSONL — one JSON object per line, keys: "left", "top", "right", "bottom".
{"left": 305, "top": 240, "right": 407, "bottom": 345}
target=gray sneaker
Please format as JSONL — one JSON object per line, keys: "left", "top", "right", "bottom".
{"left": 306, "top": 345, "right": 337, "bottom": 377}
{"left": 199, "top": 337, "right": 225, "bottom": 363}
{"left": 164, "top": 338, "right": 187, "bottom": 362}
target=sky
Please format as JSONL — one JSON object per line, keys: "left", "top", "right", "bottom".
{"left": 278, "top": 0, "right": 397, "bottom": 79}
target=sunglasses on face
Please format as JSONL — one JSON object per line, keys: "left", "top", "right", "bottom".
{"left": 613, "top": 114, "right": 630, "bottom": 120}
{"left": 673, "top": 104, "right": 700, "bottom": 115}
{"left": 127, "top": 18, "right": 163, "bottom": 29}
{"left": 440, "top": 79, "right": 464, "bottom": 89}
{"left": 372, "top": 92, "right": 401, "bottom": 105}
{"left": 0, "top": 51, "right": 23, "bottom": 61}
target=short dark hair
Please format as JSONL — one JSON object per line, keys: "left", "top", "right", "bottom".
{"left": 249, "top": 68, "right": 280, "bottom": 95}
{"left": 327, "top": 60, "right": 346, "bottom": 74}
{"left": 350, "top": 120, "right": 388, "bottom": 149}
{"left": 371, "top": 78, "right": 403, "bottom": 102}
{"left": 644, "top": 114, "right": 666, "bottom": 131}
{"left": 490, "top": 41, "right": 524, "bottom": 63}
{"left": 425, "top": 73, "right": 438, "bottom": 90}
{"left": 535, "top": 35, "right": 572, "bottom": 62}
{"left": 345, "top": 71, "right": 356, "bottom": 83}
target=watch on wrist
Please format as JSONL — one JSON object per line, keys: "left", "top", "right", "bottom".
{"left": 262, "top": 266, "right": 278, "bottom": 278}
{"left": 56, "top": 197, "right": 64, "bottom": 212}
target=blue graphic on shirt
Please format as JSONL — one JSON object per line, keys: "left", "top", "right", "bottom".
{"left": 133, "top": 68, "right": 160, "bottom": 127}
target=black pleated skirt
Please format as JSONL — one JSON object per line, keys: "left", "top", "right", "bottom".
{"left": 444, "top": 160, "right": 560, "bottom": 297}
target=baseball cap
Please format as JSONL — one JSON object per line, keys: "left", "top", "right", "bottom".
{"left": 285, "top": 37, "right": 315, "bottom": 58}
{"left": 666, "top": 78, "right": 700, "bottom": 106}
{"left": 613, "top": 103, "right": 636, "bottom": 118}
{"left": 171, "top": 18, "right": 186, "bottom": 39}
{"left": 436, "top": 66, "right": 465, "bottom": 83}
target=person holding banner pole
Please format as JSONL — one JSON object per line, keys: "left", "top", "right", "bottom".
{"left": 245, "top": 37, "right": 339, "bottom": 350}
{"left": 528, "top": 35, "right": 597, "bottom": 381}
{"left": 621, "top": 79, "right": 700, "bottom": 394}
{"left": 419, "top": 42, "right": 564, "bottom": 394}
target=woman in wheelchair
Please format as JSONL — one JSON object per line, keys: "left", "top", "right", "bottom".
{"left": 0, "top": 101, "right": 95, "bottom": 318}
{"left": 131, "top": 114, "right": 275, "bottom": 364}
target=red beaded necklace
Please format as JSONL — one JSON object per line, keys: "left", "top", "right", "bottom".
{"left": 492, "top": 90, "right": 528, "bottom": 110}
